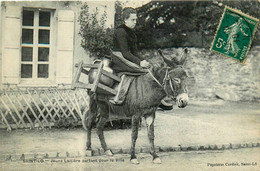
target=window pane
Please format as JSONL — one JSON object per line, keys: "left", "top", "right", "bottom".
{"left": 21, "top": 64, "right": 32, "bottom": 78}
{"left": 22, "top": 29, "right": 33, "bottom": 44}
{"left": 39, "top": 11, "right": 50, "bottom": 26}
{"left": 22, "top": 47, "right": 33, "bottom": 61}
{"left": 38, "top": 48, "right": 49, "bottom": 61}
{"left": 38, "top": 64, "right": 49, "bottom": 78}
{"left": 23, "top": 10, "right": 34, "bottom": 26}
{"left": 39, "top": 30, "right": 50, "bottom": 44}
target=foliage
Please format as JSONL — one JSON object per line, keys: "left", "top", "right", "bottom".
{"left": 114, "top": 0, "right": 124, "bottom": 28}
{"left": 135, "top": 0, "right": 260, "bottom": 48}
{"left": 78, "top": 3, "right": 114, "bottom": 58}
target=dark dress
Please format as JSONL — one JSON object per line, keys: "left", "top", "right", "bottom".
{"left": 112, "top": 24, "right": 144, "bottom": 72}
{"left": 109, "top": 24, "right": 147, "bottom": 104}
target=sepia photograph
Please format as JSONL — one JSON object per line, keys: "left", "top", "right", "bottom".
{"left": 0, "top": 0, "right": 259, "bottom": 170}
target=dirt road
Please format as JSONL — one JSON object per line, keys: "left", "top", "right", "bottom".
{"left": 0, "top": 100, "right": 259, "bottom": 155}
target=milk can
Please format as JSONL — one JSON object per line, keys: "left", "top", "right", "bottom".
{"left": 88, "top": 57, "right": 115, "bottom": 87}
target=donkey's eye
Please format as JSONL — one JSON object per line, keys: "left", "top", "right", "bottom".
{"left": 173, "top": 78, "right": 181, "bottom": 83}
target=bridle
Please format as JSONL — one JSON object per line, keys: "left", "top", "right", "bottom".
{"left": 162, "top": 68, "right": 177, "bottom": 98}
{"left": 147, "top": 68, "right": 177, "bottom": 98}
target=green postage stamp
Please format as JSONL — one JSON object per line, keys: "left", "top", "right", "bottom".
{"left": 211, "top": 6, "right": 259, "bottom": 63}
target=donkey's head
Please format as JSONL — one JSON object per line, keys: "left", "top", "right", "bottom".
{"left": 158, "top": 49, "right": 189, "bottom": 108}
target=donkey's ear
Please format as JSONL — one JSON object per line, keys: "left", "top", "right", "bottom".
{"left": 179, "top": 48, "right": 188, "bottom": 65}
{"left": 158, "top": 49, "right": 177, "bottom": 68}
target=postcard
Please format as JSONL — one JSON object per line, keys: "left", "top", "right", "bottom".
{"left": 0, "top": 0, "right": 259, "bottom": 170}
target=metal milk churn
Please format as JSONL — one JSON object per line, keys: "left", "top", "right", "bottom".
{"left": 88, "top": 57, "right": 115, "bottom": 87}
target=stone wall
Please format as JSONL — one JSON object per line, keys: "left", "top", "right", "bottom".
{"left": 141, "top": 46, "right": 260, "bottom": 101}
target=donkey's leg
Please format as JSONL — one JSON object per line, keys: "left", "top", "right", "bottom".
{"left": 145, "top": 113, "right": 161, "bottom": 164}
{"left": 96, "top": 102, "right": 112, "bottom": 156}
{"left": 85, "top": 110, "right": 94, "bottom": 156}
{"left": 85, "top": 110, "right": 94, "bottom": 151}
{"left": 84, "top": 93, "right": 98, "bottom": 155}
{"left": 130, "top": 115, "right": 140, "bottom": 164}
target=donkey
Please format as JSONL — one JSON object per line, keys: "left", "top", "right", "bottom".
{"left": 83, "top": 50, "right": 189, "bottom": 164}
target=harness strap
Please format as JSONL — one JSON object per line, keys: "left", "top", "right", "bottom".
{"left": 168, "top": 76, "right": 176, "bottom": 97}
{"left": 162, "top": 68, "right": 169, "bottom": 86}
{"left": 147, "top": 69, "right": 164, "bottom": 88}
{"left": 147, "top": 68, "right": 176, "bottom": 97}
{"left": 107, "top": 102, "right": 114, "bottom": 127}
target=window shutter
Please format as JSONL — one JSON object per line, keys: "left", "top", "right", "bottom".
{"left": 2, "top": 6, "right": 22, "bottom": 84}
{"left": 56, "top": 10, "right": 75, "bottom": 84}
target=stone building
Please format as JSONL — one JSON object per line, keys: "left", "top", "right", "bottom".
{"left": 0, "top": 1, "right": 115, "bottom": 89}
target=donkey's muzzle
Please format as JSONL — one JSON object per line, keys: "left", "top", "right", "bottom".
{"left": 176, "top": 93, "right": 189, "bottom": 108}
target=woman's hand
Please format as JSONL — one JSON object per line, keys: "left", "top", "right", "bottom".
{"left": 140, "top": 60, "right": 150, "bottom": 68}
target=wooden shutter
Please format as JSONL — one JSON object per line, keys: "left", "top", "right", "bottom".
{"left": 2, "top": 6, "right": 22, "bottom": 84}
{"left": 56, "top": 10, "right": 75, "bottom": 84}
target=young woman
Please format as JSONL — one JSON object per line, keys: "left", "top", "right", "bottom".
{"left": 112, "top": 7, "right": 150, "bottom": 73}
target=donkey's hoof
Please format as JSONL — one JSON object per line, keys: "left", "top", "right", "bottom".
{"left": 153, "top": 157, "right": 162, "bottom": 164}
{"left": 130, "top": 158, "right": 139, "bottom": 164}
{"left": 85, "top": 150, "right": 93, "bottom": 156}
{"left": 105, "top": 150, "right": 113, "bottom": 156}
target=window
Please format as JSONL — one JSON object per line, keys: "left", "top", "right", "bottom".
{"left": 21, "top": 9, "right": 53, "bottom": 80}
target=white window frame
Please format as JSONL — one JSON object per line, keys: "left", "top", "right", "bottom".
{"left": 20, "top": 8, "right": 55, "bottom": 86}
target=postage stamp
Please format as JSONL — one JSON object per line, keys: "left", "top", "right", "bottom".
{"left": 211, "top": 6, "right": 259, "bottom": 63}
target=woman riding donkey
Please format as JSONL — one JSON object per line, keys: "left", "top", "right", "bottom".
{"left": 84, "top": 7, "right": 189, "bottom": 164}
{"left": 110, "top": 7, "right": 173, "bottom": 107}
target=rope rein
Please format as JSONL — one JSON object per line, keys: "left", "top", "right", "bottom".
{"left": 147, "top": 68, "right": 176, "bottom": 97}
{"left": 147, "top": 69, "right": 164, "bottom": 88}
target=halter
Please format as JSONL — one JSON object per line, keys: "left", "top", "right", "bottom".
{"left": 147, "top": 68, "right": 176, "bottom": 98}
{"left": 162, "top": 69, "right": 176, "bottom": 98}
